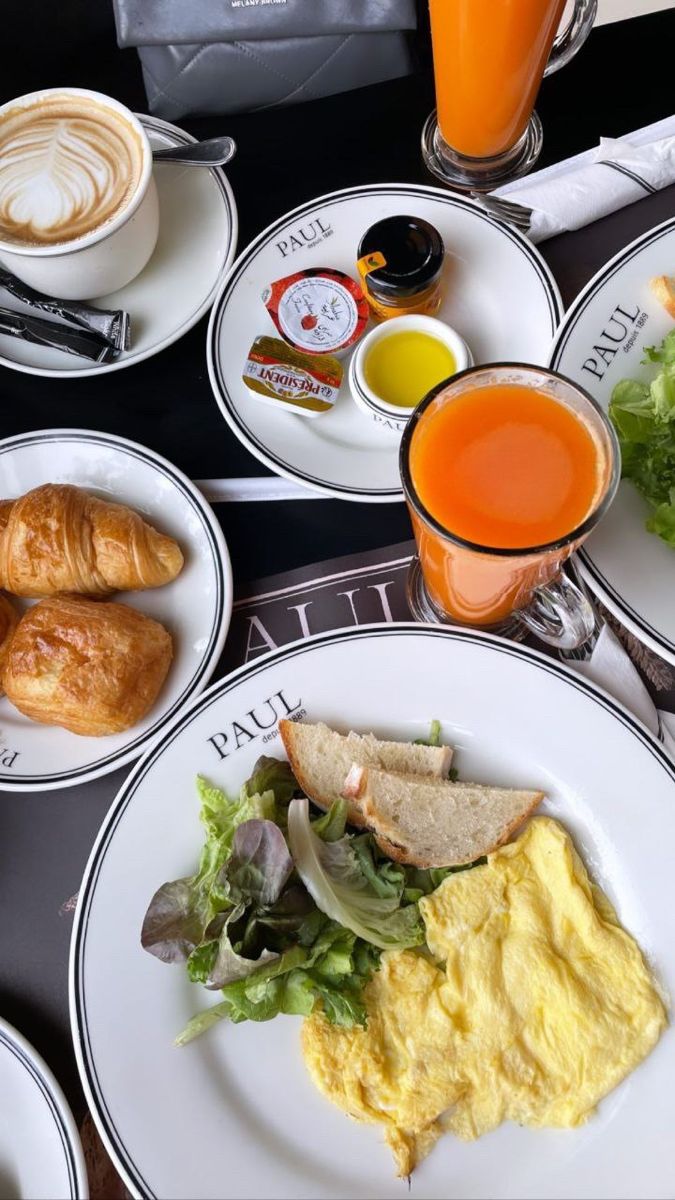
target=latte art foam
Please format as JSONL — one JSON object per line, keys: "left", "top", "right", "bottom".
{"left": 0, "top": 95, "right": 144, "bottom": 246}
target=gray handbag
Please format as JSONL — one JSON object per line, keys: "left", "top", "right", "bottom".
{"left": 112, "top": 0, "right": 418, "bottom": 119}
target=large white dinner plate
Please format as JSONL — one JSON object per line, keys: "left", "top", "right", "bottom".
{"left": 550, "top": 215, "right": 675, "bottom": 665}
{"left": 207, "top": 184, "right": 562, "bottom": 501}
{"left": 0, "top": 1016, "right": 88, "bottom": 1199}
{"left": 0, "top": 115, "right": 237, "bottom": 378}
{"left": 0, "top": 429, "right": 232, "bottom": 790}
{"left": 71, "top": 624, "right": 673, "bottom": 1200}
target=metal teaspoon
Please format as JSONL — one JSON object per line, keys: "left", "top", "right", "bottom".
{"left": 152, "top": 136, "right": 237, "bottom": 167}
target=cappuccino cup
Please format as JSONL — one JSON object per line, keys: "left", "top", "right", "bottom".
{"left": 0, "top": 87, "right": 159, "bottom": 299}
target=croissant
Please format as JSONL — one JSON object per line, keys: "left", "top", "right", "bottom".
{"left": 0, "top": 484, "right": 184, "bottom": 598}
{"left": 3, "top": 595, "right": 173, "bottom": 736}
{"left": 0, "top": 591, "right": 19, "bottom": 695}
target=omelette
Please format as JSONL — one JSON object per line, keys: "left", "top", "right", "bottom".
{"left": 301, "top": 817, "right": 667, "bottom": 1176}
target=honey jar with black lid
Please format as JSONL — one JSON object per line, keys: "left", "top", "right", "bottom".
{"left": 357, "top": 215, "right": 445, "bottom": 322}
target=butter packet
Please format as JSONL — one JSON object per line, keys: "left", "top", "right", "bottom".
{"left": 242, "top": 335, "right": 342, "bottom": 417}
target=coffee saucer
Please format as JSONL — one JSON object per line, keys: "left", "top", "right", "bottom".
{"left": 0, "top": 115, "right": 237, "bottom": 378}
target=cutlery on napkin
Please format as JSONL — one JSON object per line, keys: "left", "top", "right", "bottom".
{"left": 492, "top": 114, "right": 675, "bottom": 243}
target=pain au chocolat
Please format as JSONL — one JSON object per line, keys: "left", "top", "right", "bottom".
{"left": 3, "top": 595, "right": 173, "bottom": 736}
{"left": 0, "top": 591, "right": 19, "bottom": 696}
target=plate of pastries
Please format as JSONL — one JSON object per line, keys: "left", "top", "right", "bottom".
{"left": 0, "top": 428, "right": 232, "bottom": 791}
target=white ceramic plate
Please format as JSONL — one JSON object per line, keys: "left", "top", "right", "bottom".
{"left": 0, "top": 115, "right": 237, "bottom": 377}
{"left": 0, "top": 1016, "right": 88, "bottom": 1199}
{"left": 71, "top": 624, "right": 674, "bottom": 1200}
{"left": 207, "top": 184, "right": 562, "bottom": 502}
{"left": 550, "top": 215, "right": 675, "bottom": 665}
{"left": 0, "top": 429, "right": 232, "bottom": 790}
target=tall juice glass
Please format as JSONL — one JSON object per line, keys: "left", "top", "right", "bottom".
{"left": 422, "top": 0, "right": 597, "bottom": 191}
{"left": 399, "top": 364, "right": 619, "bottom": 650}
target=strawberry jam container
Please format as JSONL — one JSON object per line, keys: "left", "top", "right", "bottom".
{"left": 262, "top": 267, "right": 369, "bottom": 356}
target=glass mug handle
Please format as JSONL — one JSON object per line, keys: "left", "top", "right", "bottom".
{"left": 544, "top": 0, "right": 597, "bottom": 78}
{"left": 517, "top": 572, "right": 597, "bottom": 650}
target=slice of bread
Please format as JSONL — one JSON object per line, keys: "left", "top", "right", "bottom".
{"left": 650, "top": 274, "right": 675, "bottom": 319}
{"left": 278, "top": 719, "right": 453, "bottom": 827}
{"left": 355, "top": 767, "right": 543, "bottom": 868}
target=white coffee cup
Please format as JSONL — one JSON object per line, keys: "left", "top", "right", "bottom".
{"left": 0, "top": 87, "right": 159, "bottom": 300}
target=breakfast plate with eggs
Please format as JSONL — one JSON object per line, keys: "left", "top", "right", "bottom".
{"left": 71, "top": 624, "right": 673, "bottom": 1199}
{"left": 207, "top": 183, "right": 563, "bottom": 502}
{"left": 0, "top": 428, "right": 232, "bottom": 789}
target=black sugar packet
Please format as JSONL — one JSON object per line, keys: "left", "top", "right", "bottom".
{"left": 0, "top": 268, "right": 130, "bottom": 360}
{"left": 0, "top": 308, "right": 120, "bottom": 363}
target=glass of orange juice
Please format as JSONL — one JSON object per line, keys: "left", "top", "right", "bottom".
{"left": 422, "top": 0, "right": 597, "bottom": 191}
{"left": 399, "top": 364, "right": 619, "bottom": 650}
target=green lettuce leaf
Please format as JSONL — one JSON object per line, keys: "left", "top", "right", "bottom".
{"left": 608, "top": 378, "right": 654, "bottom": 444}
{"left": 287, "top": 798, "right": 424, "bottom": 951}
{"left": 402, "top": 857, "right": 487, "bottom": 903}
{"left": 311, "top": 797, "right": 349, "bottom": 842}
{"left": 643, "top": 329, "right": 675, "bottom": 364}
{"left": 176, "top": 946, "right": 310, "bottom": 1042}
{"left": 176, "top": 917, "right": 381, "bottom": 1043}
{"left": 224, "top": 819, "right": 294, "bottom": 907}
{"left": 243, "top": 755, "right": 297, "bottom": 806}
{"left": 646, "top": 494, "right": 675, "bottom": 545}
{"left": 609, "top": 333, "right": 675, "bottom": 548}
{"left": 414, "top": 718, "right": 442, "bottom": 746}
{"left": 141, "top": 777, "right": 276, "bottom": 963}
{"left": 651, "top": 362, "right": 675, "bottom": 423}
{"left": 350, "top": 835, "right": 406, "bottom": 899}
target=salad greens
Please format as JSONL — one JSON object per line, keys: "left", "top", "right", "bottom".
{"left": 141, "top": 731, "right": 455, "bottom": 1044}
{"left": 609, "top": 329, "right": 675, "bottom": 546}
{"left": 287, "top": 798, "right": 424, "bottom": 951}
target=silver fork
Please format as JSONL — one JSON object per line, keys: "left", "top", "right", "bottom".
{"left": 469, "top": 191, "right": 533, "bottom": 232}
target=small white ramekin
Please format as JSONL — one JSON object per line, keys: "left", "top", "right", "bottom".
{"left": 350, "top": 313, "right": 473, "bottom": 436}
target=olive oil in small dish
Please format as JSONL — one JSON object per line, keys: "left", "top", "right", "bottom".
{"left": 351, "top": 314, "right": 472, "bottom": 435}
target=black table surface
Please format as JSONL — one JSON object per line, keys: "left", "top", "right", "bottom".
{"left": 1, "top": 0, "right": 675, "bottom": 1155}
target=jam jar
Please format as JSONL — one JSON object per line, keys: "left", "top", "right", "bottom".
{"left": 357, "top": 215, "right": 445, "bottom": 322}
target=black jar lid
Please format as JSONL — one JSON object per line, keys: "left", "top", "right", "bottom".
{"left": 358, "top": 215, "right": 444, "bottom": 301}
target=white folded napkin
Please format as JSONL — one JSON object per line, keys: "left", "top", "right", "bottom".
{"left": 495, "top": 114, "right": 675, "bottom": 243}
{"left": 568, "top": 622, "right": 675, "bottom": 759}
{"left": 196, "top": 476, "right": 329, "bottom": 502}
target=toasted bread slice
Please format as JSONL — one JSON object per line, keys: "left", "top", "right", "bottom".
{"left": 279, "top": 719, "right": 453, "bottom": 827}
{"left": 355, "top": 766, "right": 543, "bottom": 867}
{"left": 650, "top": 275, "right": 675, "bottom": 319}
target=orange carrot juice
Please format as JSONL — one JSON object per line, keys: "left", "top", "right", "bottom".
{"left": 406, "top": 383, "right": 602, "bottom": 627}
{"left": 429, "top": 0, "right": 567, "bottom": 159}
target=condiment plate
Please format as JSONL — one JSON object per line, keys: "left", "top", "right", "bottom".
{"left": 71, "top": 624, "right": 674, "bottom": 1199}
{"left": 0, "top": 1015, "right": 88, "bottom": 1199}
{"left": 0, "top": 116, "right": 237, "bottom": 377}
{"left": 207, "top": 184, "right": 562, "bottom": 502}
{"left": 0, "top": 429, "right": 232, "bottom": 790}
{"left": 550, "top": 215, "right": 675, "bottom": 667}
